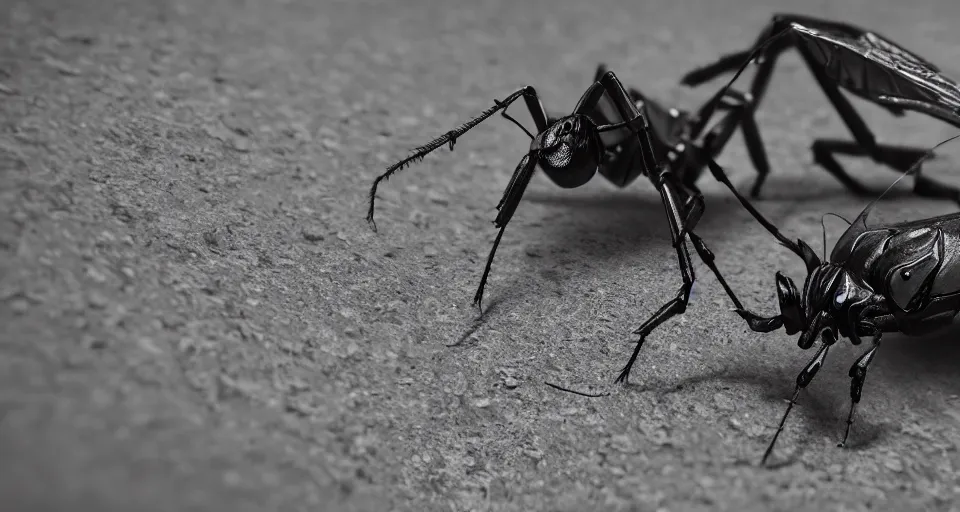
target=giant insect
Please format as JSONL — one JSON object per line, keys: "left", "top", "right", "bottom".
{"left": 704, "top": 133, "right": 960, "bottom": 464}
{"left": 551, "top": 64, "right": 771, "bottom": 201}
{"left": 367, "top": 69, "right": 758, "bottom": 385}
{"left": 680, "top": 13, "right": 960, "bottom": 203}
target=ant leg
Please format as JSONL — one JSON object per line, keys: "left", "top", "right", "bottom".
{"left": 839, "top": 329, "right": 884, "bottom": 448}
{"left": 811, "top": 139, "right": 960, "bottom": 204}
{"left": 762, "top": 341, "right": 832, "bottom": 465}
{"left": 678, "top": 183, "right": 705, "bottom": 238}
{"left": 616, "top": 170, "right": 697, "bottom": 386}
{"left": 704, "top": 158, "right": 820, "bottom": 269}
{"left": 591, "top": 63, "right": 647, "bottom": 104}
{"left": 687, "top": 232, "right": 746, "bottom": 311}
{"left": 368, "top": 86, "right": 547, "bottom": 230}
{"left": 698, "top": 94, "right": 773, "bottom": 198}
{"left": 617, "top": 244, "right": 694, "bottom": 386}
{"left": 472, "top": 153, "right": 540, "bottom": 312}
{"left": 585, "top": 71, "right": 746, "bottom": 385}
{"left": 809, "top": 140, "right": 875, "bottom": 196}
{"left": 667, "top": 181, "right": 773, "bottom": 331}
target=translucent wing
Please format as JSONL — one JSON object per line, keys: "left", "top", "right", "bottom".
{"left": 791, "top": 22, "right": 960, "bottom": 124}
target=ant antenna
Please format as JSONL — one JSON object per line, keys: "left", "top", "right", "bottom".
{"left": 819, "top": 212, "right": 852, "bottom": 260}
{"left": 367, "top": 87, "right": 534, "bottom": 232}
{"left": 850, "top": 132, "right": 960, "bottom": 230}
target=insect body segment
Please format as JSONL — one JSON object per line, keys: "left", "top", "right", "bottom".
{"left": 705, "top": 133, "right": 960, "bottom": 463}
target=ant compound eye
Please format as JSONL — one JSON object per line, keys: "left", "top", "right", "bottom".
{"left": 901, "top": 269, "right": 912, "bottom": 280}
{"left": 834, "top": 288, "right": 847, "bottom": 306}
{"left": 560, "top": 120, "right": 573, "bottom": 134}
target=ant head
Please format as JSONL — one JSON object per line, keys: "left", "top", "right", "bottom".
{"left": 795, "top": 263, "right": 841, "bottom": 349}
{"left": 530, "top": 114, "right": 601, "bottom": 189}
{"left": 795, "top": 263, "right": 877, "bottom": 349}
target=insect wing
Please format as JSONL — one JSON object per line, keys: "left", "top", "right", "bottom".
{"left": 791, "top": 23, "right": 960, "bottom": 113}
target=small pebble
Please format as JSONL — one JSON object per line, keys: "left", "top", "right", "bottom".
{"left": 426, "top": 190, "right": 448, "bottom": 205}
{"left": 44, "top": 57, "right": 80, "bottom": 75}
{"left": 473, "top": 398, "right": 492, "bottom": 408}
{"left": 10, "top": 299, "right": 29, "bottom": 315}
{"left": 523, "top": 449, "right": 544, "bottom": 461}
{"left": 423, "top": 245, "right": 438, "bottom": 257}
{"left": 223, "top": 471, "right": 242, "bottom": 487}
{"left": 503, "top": 376, "right": 519, "bottom": 389}
{"left": 883, "top": 456, "right": 903, "bottom": 472}
{"left": 302, "top": 226, "right": 325, "bottom": 242}
{"left": 87, "top": 291, "right": 109, "bottom": 309}
{"left": 85, "top": 338, "right": 107, "bottom": 350}
{"left": 712, "top": 391, "right": 735, "bottom": 411}
{"left": 231, "top": 138, "right": 251, "bottom": 152}
{"left": 345, "top": 341, "right": 360, "bottom": 356}
{"left": 177, "top": 338, "right": 195, "bottom": 353}
{"left": 138, "top": 337, "right": 163, "bottom": 355}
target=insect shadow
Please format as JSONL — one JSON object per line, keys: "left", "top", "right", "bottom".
{"left": 750, "top": 173, "right": 931, "bottom": 202}
{"left": 876, "top": 322, "right": 960, "bottom": 391}
{"left": 631, "top": 361, "right": 890, "bottom": 455}
{"left": 521, "top": 187, "right": 742, "bottom": 265}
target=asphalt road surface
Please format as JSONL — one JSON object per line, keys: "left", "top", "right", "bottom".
{"left": 5, "top": 0, "right": 960, "bottom": 510}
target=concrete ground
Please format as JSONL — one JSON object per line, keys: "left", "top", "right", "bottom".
{"left": 4, "top": 0, "right": 960, "bottom": 510}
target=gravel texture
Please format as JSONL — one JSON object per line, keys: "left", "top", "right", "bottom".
{"left": 4, "top": 0, "right": 960, "bottom": 510}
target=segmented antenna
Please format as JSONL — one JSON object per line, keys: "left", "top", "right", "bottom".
{"left": 366, "top": 87, "right": 533, "bottom": 231}
{"left": 850, "top": 132, "right": 960, "bottom": 230}
{"left": 819, "top": 212, "right": 852, "bottom": 260}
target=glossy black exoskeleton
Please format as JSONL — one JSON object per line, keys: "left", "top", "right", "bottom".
{"left": 549, "top": 65, "right": 769, "bottom": 200}
{"left": 367, "top": 70, "right": 755, "bottom": 386}
{"left": 704, "top": 134, "right": 960, "bottom": 464}
{"left": 681, "top": 13, "right": 960, "bottom": 204}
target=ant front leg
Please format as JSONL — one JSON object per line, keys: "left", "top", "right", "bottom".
{"left": 762, "top": 338, "right": 833, "bottom": 465}
{"left": 587, "top": 71, "right": 757, "bottom": 384}
{"left": 838, "top": 318, "right": 894, "bottom": 448}
{"left": 617, "top": 168, "right": 753, "bottom": 385}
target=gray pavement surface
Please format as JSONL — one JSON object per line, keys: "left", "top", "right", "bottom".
{"left": 4, "top": 0, "right": 960, "bottom": 510}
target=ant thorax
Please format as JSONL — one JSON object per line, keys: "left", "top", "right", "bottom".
{"left": 804, "top": 264, "right": 872, "bottom": 313}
